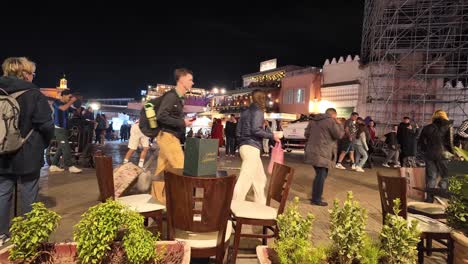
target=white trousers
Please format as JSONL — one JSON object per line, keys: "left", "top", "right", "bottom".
{"left": 233, "top": 145, "right": 267, "bottom": 204}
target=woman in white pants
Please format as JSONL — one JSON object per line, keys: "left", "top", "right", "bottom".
{"left": 233, "top": 90, "right": 280, "bottom": 204}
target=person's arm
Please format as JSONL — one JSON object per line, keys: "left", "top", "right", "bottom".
{"left": 156, "top": 93, "right": 185, "bottom": 129}
{"left": 58, "top": 98, "right": 76, "bottom": 111}
{"left": 251, "top": 110, "right": 274, "bottom": 140}
{"left": 236, "top": 116, "right": 242, "bottom": 138}
{"left": 329, "top": 120, "right": 345, "bottom": 141}
{"left": 33, "top": 93, "right": 55, "bottom": 145}
{"left": 458, "top": 121, "right": 468, "bottom": 138}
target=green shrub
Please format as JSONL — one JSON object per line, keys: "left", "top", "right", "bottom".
{"left": 446, "top": 175, "right": 468, "bottom": 235}
{"left": 273, "top": 197, "right": 324, "bottom": 264}
{"left": 73, "top": 199, "right": 163, "bottom": 264}
{"left": 9, "top": 202, "right": 61, "bottom": 262}
{"left": 329, "top": 192, "right": 367, "bottom": 264}
{"left": 360, "top": 236, "right": 383, "bottom": 264}
{"left": 380, "top": 199, "right": 420, "bottom": 264}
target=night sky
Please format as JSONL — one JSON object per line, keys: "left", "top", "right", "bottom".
{"left": 1, "top": 1, "right": 364, "bottom": 98}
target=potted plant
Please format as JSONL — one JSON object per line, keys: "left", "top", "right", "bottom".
{"left": 74, "top": 199, "right": 190, "bottom": 264}
{"left": 447, "top": 147, "right": 468, "bottom": 264}
{"left": 0, "top": 202, "right": 77, "bottom": 263}
{"left": 256, "top": 197, "right": 326, "bottom": 264}
{"left": 380, "top": 199, "right": 420, "bottom": 264}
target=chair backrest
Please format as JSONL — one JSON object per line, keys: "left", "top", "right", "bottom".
{"left": 95, "top": 155, "right": 115, "bottom": 201}
{"left": 164, "top": 169, "right": 236, "bottom": 236}
{"left": 266, "top": 163, "right": 295, "bottom": 215}
{"left": 377, "top": 173, "right": 408, "bottom": 222}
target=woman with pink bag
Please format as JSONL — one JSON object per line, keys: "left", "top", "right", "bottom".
{"left": 233, "top": 90, "right": 281, "bottom": 204}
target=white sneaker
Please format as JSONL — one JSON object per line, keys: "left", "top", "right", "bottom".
{"left": 394, "top": 164, "right": 401, "bottom": 168}
{"left": 382, "top": 163, "right": 390, "bottom": 168}
{"left": 355, "top": 167, "right": 365, "bottom": 172}
{"left": 138, "top": 160, "right": 144, "bottom": 168}
{"left": 335, "top": 163, "right": 346, "bottom": 170}
{"left": 351, "top": 164, "right": 357, "bottom": 170}
{"left": 0, "top": 234, "right": 10, "bottom": 246}
{"left": 68, "top": 166, "right": 82, "bottom": 174}
{"left": 49, "top": 165, "right": 64, "bottom": 172}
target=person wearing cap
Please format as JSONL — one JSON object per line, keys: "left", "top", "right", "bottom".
{"left": 418, "top": 110, "right": 454, "bottom": 202}
{"left": 49, "top": 90, "right": 82, "bottom": 173}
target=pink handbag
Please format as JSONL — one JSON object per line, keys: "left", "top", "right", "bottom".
{"left": 268, "top": 142, "right": 284, "bottom": 174}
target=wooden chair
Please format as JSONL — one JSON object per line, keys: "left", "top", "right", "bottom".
{"left": 229, "top": 163, "right": 294, "bottom": 264}
{"left": 377, "top": 173, "right": 453, "bottom": 264}
{"left": 95, "top": 155, "right": 165, "bottom": 235}
{"left": 164, "top": 169, "right": 236, "bottom": 264}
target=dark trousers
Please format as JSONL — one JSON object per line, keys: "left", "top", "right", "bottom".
{"left": 226, "top": 137, "right": 236, "bottom": 155}
{"left": 52, "top": 128, "right": 73, "bottom": 167}
{"left": 425, "top": 159, "right": 449, "bottom": 202}
{"left": 0, "top": 171, "right": 40, "bottom": 235}
{"left": 312, "top": 166, "right": 328, "bottom": 203}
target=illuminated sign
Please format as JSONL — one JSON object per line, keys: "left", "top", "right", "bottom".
{"left": 260, "top": 59, "right": 277, "bottom": 72}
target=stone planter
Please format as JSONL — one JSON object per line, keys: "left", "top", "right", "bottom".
{"left": 451, "top": 230, "right": 468, "bottom": 264}
{"left": 256, "top": 246, "right": 279, "bottom": 264}
{"left": 0, "top": 241, "right": 190, "bottom": 264}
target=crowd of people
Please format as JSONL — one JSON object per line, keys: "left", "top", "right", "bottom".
{"left": 1, "top": 58, "right": 467, "bottom": 248}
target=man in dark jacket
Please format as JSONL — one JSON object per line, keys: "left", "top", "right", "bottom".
{"left": 153, "top": 68, "right": 194, "bottom": 177}
{"left": 0, "top": 57, "right": 54, "bottom": 245}
{"left": 382, "top": 125, "right": 401, "bottom": 168}
{"left": 224, "top": 114, "right": 237, "bottom": 157}
{"left": 304, "top": 108, "right": 344, "bottom": 206}
{"left": 233, "top": 89, "right": 280, "bottom": 204}
{"left": 397, "top": 116, "right": 418, "bottom": 165}
{"left": 418, "top": 110, "right": 454, "bottom": 203}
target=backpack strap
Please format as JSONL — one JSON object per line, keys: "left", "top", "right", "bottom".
{"left": 10, "top": 89, "right": 32, "bottom": 99}
{"left": 0, "top": 88, "right": 8, "bottom": 95}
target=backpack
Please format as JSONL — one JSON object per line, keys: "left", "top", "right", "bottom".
{"left": 0, "top": 89, "right": 33, "bottom": 154}
{"left": 139, "top": 91, "right": 169, "bottom": 138}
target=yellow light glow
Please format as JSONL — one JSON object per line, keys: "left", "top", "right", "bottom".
{"left": 309, "top": 100, "right": 335, "bottom": 113}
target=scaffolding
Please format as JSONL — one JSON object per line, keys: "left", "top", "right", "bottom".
{"left": 361, "top": 0, "right": 468, "bottom": 127}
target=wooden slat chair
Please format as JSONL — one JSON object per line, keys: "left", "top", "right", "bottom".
{"left": 229, "top": 163, "right": 295, "bottom": 264}
{"left": 95, "top": 155, "right": 165, "bottom": 234}
{"left": 164, "top": 169, "right": 236, "bottom": 264}
{"left": 377, "top": 173, "right": 453, "bottom": 264}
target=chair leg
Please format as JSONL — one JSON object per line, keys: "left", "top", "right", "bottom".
{"left": 262, "top": 226, "right": 268, "bottom": 245}
{"left": 448, "top": 236, "right": 454, "bottom": 264}
{"left": 418, "top": 239, "right": 424, "bottom": 264}
{"left": 215, "top": 243, "right": 226, "bottom": 264}
{"left": 426, "top": 238, "right": 432, "bottom": 256}
{"left": 230, "top": 220, "right": 243, "bottom": 264}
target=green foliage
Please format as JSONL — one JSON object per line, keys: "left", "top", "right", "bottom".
{"left": 360, "top": 236, "right": 383, "bottom": 264}
{"left": 73, "top": 199, "right": 163, "bottom": 264}
{"left": 454, "top": 146, "right": 468, "bottom": 160}
{"left": 380, "top": 199, "right": 420, "bottom": 264}
{"left": 9, "top": 202, "right": 61, "bottom": 262}
{"left": 273, "top": 197, "right": 324, "bottom": 264}
{"left": 446, "top": 175, "right": 468, "bottom": 235}
{"left": 329, "top": 192, "right": 368, "bottom": 264}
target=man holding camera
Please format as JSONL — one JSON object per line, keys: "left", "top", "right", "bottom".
{"left": 49, "top": 90, "right": 82, "bottom": 173}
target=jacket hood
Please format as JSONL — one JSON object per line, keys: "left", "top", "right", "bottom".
{"left": 433, "top": 118, "right": 452, "bottom": 127}
{"left": 0, "top": 76, "right": 38, "bottom": 94}
{"left": 310, "top": 113, "right": 331, "bottom": 121}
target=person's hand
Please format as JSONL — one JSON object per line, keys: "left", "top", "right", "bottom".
{"left": 273, "top": 134, "right": 281, "bottom": 143}
{"left": 335, "top": 118, "right": 342, "bottom": 125}
{"left": 184, "top": 119, "right": 194, "bottom": 126}
{"left": 408, "top": 125, "right": 413, "bottom": 130}
{"left": 70, "top": 96, "right": 78, "bottom": 103}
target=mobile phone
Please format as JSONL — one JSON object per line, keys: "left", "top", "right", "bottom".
{"left": 190, "top": 116, "right": 197, "bottom": 121}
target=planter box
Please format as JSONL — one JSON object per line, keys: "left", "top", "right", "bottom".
{"left": 256, "top": 246, "right": 279, "bottom": 264}
{"left": 451, "top": 231, "right": 468, "bottom": 264}
{"left": 0, "top": 241, "right": 190, "bottom": 264}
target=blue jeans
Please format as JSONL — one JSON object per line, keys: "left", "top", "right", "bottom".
{"left": 425, "top": 159, "right": 449, "bottom": 203}
{"left": 354, "top": 144, "right": 368, "bottom": 168}
{"left": 226, "top": 137, "right": 236, "bottom": 155}
{"left": 0, "top": 171, "right": 40, "bottom": 235}
{"left": 312, "top": 167, "right": 328, "bottom": 203}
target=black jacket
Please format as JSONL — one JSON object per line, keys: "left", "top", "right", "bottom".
{"left": 397, "top": 122, "right": 417, "bottom": 157}
{"left": 156, "top": 89, "right": 185, "bottom": 140}
{"left": 224, "top": 121, "right": 237, "bottom": 138}
{"left": 418, "top": 118, "right": 454, "bottom": 160}
{"left": 0, "top": 77, "right": 54, "bottom": 175}
{"left": 384, "top": 131, "right": 398, "bottom": 148}
{"left": 236, "top": 103, "right": 273, "bottom": 150}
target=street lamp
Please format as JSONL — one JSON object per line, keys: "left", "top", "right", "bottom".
{"left": 90, "top": 102, "right": 101, "bottom": 111}
{"left": 220, "top": 88, "right": 226, "bottom": 94}
{"left": 212, "top": 87, "right": 219, "bottom": 94}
